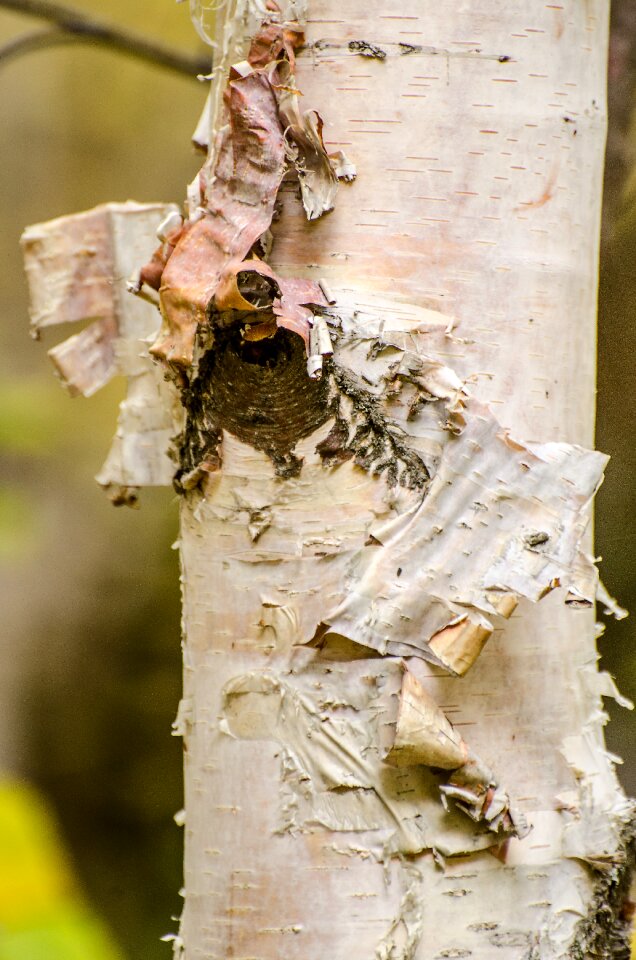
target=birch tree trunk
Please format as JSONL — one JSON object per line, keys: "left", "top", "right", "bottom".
{"left": 21, "top": 1, "right": 635, "bottom": 959}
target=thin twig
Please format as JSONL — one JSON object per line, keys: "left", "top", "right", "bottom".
{"left": 0, "top": 0, "right": 210, "bottom": 77}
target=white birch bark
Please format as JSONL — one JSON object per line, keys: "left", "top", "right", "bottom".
{"left": 175, "top": 4, "right": 632, "bottom": 958}
{"left": 22, "top": 2, "right": 635, "bottom": 958}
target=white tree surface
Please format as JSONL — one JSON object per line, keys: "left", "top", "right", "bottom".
{"left": 22, "top": 2, "right": 635, "bottom": 958}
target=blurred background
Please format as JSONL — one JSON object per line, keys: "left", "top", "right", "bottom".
{"left": 0, "top": 2, "right": 203, "bottom": 957}
{"left": 0, "top": 2, "right": 634, "bottom": 958}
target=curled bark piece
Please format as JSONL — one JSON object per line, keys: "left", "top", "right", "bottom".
{"left": 282, "top": 104, "right": 339, "bottom": 219}
{"left": 142, "top": 18, "right": 340, "bottom": 371}
{"left": 213, "top": 260, "right": 328, "bottom": 348}
{"left": 138, "top": 223, "right": 185, "bottom": 291}
{"left": 427, "top": 619, "right": 493, "bottom": 678}
{"left": 275, "top": 276, "right": 328, "bottom": 345}
{"left": 382, "top": 667, "right": 525, "bottom": 837}
{"left": 329, "top": 149, "right": 357, "bottom": 182}
{"left": 383, "top": 668, "right": 468, "bottom": 770}
{"left": 214, "top": 261, "right": 281, "bottom": 314}
{"left": 440, "top": 753, "right": 529, "bottom": 837}
{"left": 47, "top": 315, "right": 117, "bottom": 398}
{"left": 22, "top": 204, "right": 118, "bottom": 336}
{"left": 256, "top": 25, "right": 340, "bottom": 219}
{"left": 597, "top": 580, "right": 629, "bottom": 620}
{"left": 307, "top": 316, "right": 333, "bottom": 378}
{"left": 246, "top": 18, "right": 304, "bottom": 69}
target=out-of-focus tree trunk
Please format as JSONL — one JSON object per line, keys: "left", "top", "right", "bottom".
{"left": 22, "top": 2, "right": 635, "bottom": 958}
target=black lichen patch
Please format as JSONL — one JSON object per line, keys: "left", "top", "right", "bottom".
{"left": 328, "top": 364, "right": 431, "bottom": 491}
{"left": 348, "top": 39, "right": 387, "bottom": 60}
{"left": 569, "top": 812, "right": 636, "bottom": 960}
{"left": 176, "top": 325, "right": 330, "bottom": 487}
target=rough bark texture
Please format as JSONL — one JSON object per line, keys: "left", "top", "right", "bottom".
{"left": 22, "top": 1, "right": 635, "bottom": 959}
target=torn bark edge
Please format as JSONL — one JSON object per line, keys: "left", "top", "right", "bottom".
{"left": 439, "top": 752, "right": 529, "bottom": 838}
{"left": 427, "top": 595, "right": 517, "bottom": 676}
{"left": 382, "top": 667, "right": 528, "bottom": 838}
{"left": 569, "top": 809, "right": 636, "bottom": 959}
{"left": 428, "top": 591, "right": 519, "bottom": 677}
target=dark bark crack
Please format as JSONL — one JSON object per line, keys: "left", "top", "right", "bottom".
{"left": 348, "top": 39, "right": 387, "bottom": 60}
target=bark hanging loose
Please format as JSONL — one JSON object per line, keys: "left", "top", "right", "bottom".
{"left": 142, "top": 19, "right": 346, "bottom": 371}
{"left": 21, "top": 202, "right": 182, "bottom": 503}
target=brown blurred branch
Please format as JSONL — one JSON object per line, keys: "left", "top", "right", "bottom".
{"left": 0, "top": 0, "right": 210, "bottom": 77}
{"left": 0, "top": 28, "right": 81, "bottom": 64}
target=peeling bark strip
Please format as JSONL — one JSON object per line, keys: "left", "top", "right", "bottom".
{"left": 21, "top": 203, "right": 182, "bottom": 503}
{"left": 22, "top": 1, "right": 635, "bottom": 958}
{"left": 135, "top": 16, "right": 350, "bottom": 484}
{"left": 142, "top": 18, "right": 342, "bottom": 371}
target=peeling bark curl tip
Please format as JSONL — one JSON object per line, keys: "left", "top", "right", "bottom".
{"left": 383, "top": 668, "right": 468, "bottom": 770}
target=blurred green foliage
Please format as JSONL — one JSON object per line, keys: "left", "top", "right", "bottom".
{"left": 0, "top": 779, "right": 123, "bottom": 960}
{"left": 597, "top": 190, "right": 636, "bottom": 792}
{"left": 0, "top": 487, "right": 33, "bottom": 561}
